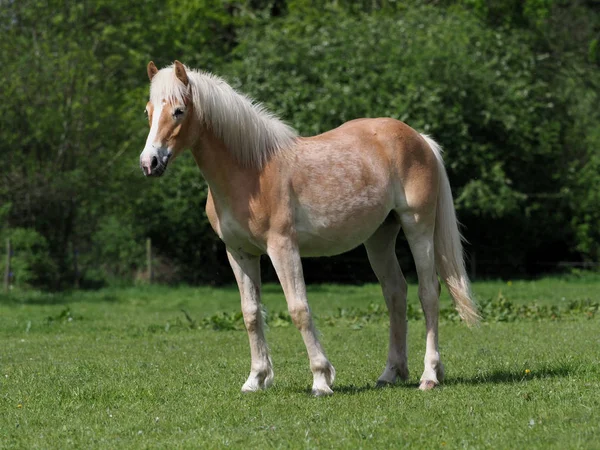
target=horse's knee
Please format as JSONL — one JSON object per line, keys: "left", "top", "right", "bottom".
{"left": 398, "top": 276, "right": 408, "bottom": 296}
{"left": 382, "top": 275, "right": 407, "bottom": 301}
{"left": 288, "top": 303, "right": 311, "bottom": 330}
{"left": 242, "top": 304, "right": 261, "bottom": 332}
{"left": 418, "top": 279, "right": 440, "bottom": 303}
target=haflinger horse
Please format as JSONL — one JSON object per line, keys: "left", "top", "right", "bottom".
{"left": 140, "top": 60, "right": 479, "bottom": 396}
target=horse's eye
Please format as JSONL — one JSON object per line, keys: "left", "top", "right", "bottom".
{"left": 173, "top": 108, "right": 184, "bottom": 119}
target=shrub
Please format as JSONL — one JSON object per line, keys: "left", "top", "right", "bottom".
{"left": 0, "top": 228, "right": 58, "bottom": 288}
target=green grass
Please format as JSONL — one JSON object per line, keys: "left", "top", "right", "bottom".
{"left": 1, "top": 276, "right": 599, "bottom": 448}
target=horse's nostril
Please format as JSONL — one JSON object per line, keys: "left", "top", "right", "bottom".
{"left": 151, "top": 156, "right": 158, "bottom": 170}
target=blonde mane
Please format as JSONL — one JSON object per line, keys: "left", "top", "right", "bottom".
{"left": 149, "top": 64, "right": 298, "bottom": 168}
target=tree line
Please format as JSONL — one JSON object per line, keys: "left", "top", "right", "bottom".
{"left": 1, "top": 0, "right": 599, "bottom": 289}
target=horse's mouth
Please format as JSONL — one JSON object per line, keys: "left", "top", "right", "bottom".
{"left": 151, "top": 164, "right": 167, "bottom": 177}
{"left": 142, "top": 163, "right": 167, "bottom": 177}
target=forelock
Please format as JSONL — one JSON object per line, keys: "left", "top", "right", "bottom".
{"left": 149, "top": 67, "right": 189, "bottom": 106}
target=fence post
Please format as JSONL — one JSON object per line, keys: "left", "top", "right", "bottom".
{"left": 4, "top": 238, "right": 11, "bottom": 293}
{"left": 146, "top": 238, "right": 153, "bottom": 283}
{"left": 73, "top": 244, "right": 80, "bottom": 289}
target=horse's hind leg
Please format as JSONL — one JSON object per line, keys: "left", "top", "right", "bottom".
{"left": 401, "top": 212, "right": 444, "bottom": 390}
{"left": 227, "top": 249, "right": 274, "bottom": 392}
{"left": 267, "top": 235, "right": 335, "bottom": 396}
{"left": 364, "top": 218, "right": 410, "bottom": 386}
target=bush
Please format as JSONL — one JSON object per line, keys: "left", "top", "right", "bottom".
{"left": 0, "top": 228, "right": 58, "bottom": 288}
{"left": 87, "top": 215, "right": 145, "bottom": 281}
{"left": 225, "top": 4, "right": 580, "bottom": 275}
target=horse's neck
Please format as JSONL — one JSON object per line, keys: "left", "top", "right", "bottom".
{"left": 190, "top": 130, "right": 261, "bottom": 203}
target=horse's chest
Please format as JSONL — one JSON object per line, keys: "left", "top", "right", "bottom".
{"left": 213, "top": 209, "right": 265, "bottom": 255}
{"left": 206, "top": 190, "right": 268, "bottom": 254}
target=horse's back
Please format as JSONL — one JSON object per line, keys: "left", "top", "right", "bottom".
{"left": 299, "top": 117, "right": 440, "bottom": 210}
{"left": 284, "top": 118, "right": 440, "bottom": 256}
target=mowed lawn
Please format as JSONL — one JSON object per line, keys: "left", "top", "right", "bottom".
{"left": 1, "top": 277, "right": 599, "bottom": 449}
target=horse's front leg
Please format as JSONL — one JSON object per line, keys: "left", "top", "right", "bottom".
{"left": 267, "top": 235, "right": 335, "bottom": 396}
{"left": 227, "top": 249, "right": 273, "bottom": 392}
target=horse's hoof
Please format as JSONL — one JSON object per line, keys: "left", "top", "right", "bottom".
{"left": 418, "top": 379, "right": 438, "bottom": 391}
{"left": 241, "top": 383, "right": 260, "bottom": 393}
{"left": 312, "top": 386, "right": 334, "bottom": 396}
{"left": 375, "top": 379, "right": 394, "bottom": 388}
{"left": 310, "top": 363, "right": 335, "bottom": 396}
{"left": 377, "top": 365, "right": 409, "bottom": 386}
{"left": 241, "top": 381, "right": 262, "bottom": 392}
{"left": 241, "top": 369, "right": 273, "bottom": 392}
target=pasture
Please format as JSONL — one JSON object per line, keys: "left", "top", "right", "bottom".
{"left": 1, "top": 276, "right": 599, "bottom": 448}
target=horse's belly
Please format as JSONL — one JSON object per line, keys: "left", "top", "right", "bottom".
{"left": 209, "top": 177, "right": 395, "bottom": 257}
{"left": 295, "top": 201, "right": 391, "bottom": 257}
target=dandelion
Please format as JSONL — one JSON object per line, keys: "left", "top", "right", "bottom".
{"left": 17, "top": 404, "right": 22, "bottom": 408}
{"left": 525, "top": 369, "right": 531, "bottom": 375}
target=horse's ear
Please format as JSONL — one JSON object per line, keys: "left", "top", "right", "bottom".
{"left": 147, "top": 61, "right": 158, "bottom": 81}
{"left": 174, "top": 60, "right": 189, "bottom": 86}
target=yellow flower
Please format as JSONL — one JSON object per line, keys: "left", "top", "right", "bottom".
{"left": 507, "top": 281, "right": 513, "bottom": 286}
{"left": 17, "top": 404, "right": 22, "bottom": 408}
{"left": 525, "top": 369, "right": 531, "bottom": 374}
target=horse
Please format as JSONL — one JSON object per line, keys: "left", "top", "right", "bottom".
{"left": 139, "top": 60, "right": 479, "bottom": 396}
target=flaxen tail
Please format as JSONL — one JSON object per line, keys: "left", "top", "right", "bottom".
{"left": 421, "top": 134, "right": 480, "bottom": 326}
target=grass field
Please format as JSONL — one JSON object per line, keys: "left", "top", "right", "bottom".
{"left": 1, "top": 276, "right": 599, "bottom": 448}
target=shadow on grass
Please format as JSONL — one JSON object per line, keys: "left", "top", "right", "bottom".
{"left": 295, "top": 381, "right": 418, "bottom": 396}
{"left": 294, "top": 384, "right": 376, "bottom": 396}
{"left": 446, "top": 363, "right": 574, "bottom": 386}
{"left": 333, "top": 383, "right": 390, "bottom": 394}
{"left": 296, "top": 363, "right": 576, "bottom": 396}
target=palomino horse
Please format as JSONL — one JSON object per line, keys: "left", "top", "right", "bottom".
{"left": 140, "top": 61, "right": 479, "bottom": 395}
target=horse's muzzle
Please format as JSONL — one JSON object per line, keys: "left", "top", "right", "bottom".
{"left": 140, "top": 151, "right": 171, "bottom": 177}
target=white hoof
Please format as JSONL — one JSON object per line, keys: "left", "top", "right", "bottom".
{"left": 312, "top": 385, "right": 334, "bottom": 396}
{"left": 241, "top": 367, "right": 274, "bottom": 393}
{"left": 418, "top": 379, "right": 439, "bottom": 391}
{"left": 419, "top": 362, "right": 444, "bottom": 390}
{"left": 310, "top": 362, "right": 335, "bottom": 396}
{"left": 241, "top": 379, "right": 262, "bottom": 393}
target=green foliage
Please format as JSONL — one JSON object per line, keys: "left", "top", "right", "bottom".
{"left": 0, "top": 0, "right": 598, "bottom": 287}
{"left": 87, "top": 216, "right": 145, "bottom": 280}
{"left": 0, "top": 228, "right": 58, "bottom": 288}
{"left": 132, "top": 155, "right": 228, "bottom": 284}
{"left": 227, "top": 4, "right": 592, "bottom": 273}
{"left": 571, "top": 150, "right": 600, "bottom": 261}
{"left": 45, "top": 306, "right": 81, "bottom": 325}
{"left": 152, "top": 289, "right": 600, "bottom": 333}
{"left": 0, "top": 0, "right": 247, "bottom": 287}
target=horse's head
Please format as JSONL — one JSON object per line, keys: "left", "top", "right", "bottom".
{"left": 140, "top": 60, "right": 196, "bottom": 177}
